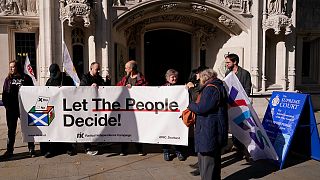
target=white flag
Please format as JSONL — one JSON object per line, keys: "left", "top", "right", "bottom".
{"left": 24, "top": 55, "right": 37, "bottom": 85}
{"left": 63, "top": 41, "right": 80, "bottom": 86}
{"left": 223, "top": 72, "right": 278, "bottom": 161}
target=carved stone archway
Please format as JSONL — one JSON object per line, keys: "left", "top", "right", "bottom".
{"left": 114, "top": 1, "right": 249, "bottom": 36}
{"left": 112, "top": 1, "right": 250, "bottom": 76}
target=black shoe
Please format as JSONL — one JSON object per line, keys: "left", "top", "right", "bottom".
{"left": 163, "top": 152, "right": 170, "bottom": 161}
{"left": 44, "top": 152, "right": 54, "bottom": 158}
{"left": 67, "top": 150, "right": 76, "bottom": 156}
{"left": 29, "top": 149, "right": 36, "bottom": 158}
{"left": 3, "top": 150, "right": 13, "bottom": 158}
{"left": 176, "top": 152, "right": 186, "bottom": 161}
{"left": 190, "top": 169, "right": 200, "bottom": 176}
{"left": 189, "top": 162, "right": 199, "bottom": 169}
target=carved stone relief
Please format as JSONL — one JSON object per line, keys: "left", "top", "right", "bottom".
{"left": 124, "top": 14, "right": 216, "bottom": 47}
{"left": 218, "top": 15, "right": 235, "bottom": 28}
{"left": 263, "top": 14, "right": 292, "bottom": 35}
{"left": 60, "top": 0, "right": 92, "bottom": 27}
{"left": 192, "top": 4, "right": 208, "bottom": 14}
{"left": 220, "top": 0, "right": 252, "bottom": 16}
{"left": 268, "top": 0, "right": 287, "bottom": 15}
{"left": 160, "top": 3, "right": 178, "bottom": 12}
{"left": 263, "top": 0, "right": 292, "bottom": 35}
{"left": 15, "top": 20, "right": 32, "bottom": 31}
{"left": 112, "top": 0, "right": 252, "bottom": 17}
{"left": 0, "top": 0, "right": 38, "bottom": 16}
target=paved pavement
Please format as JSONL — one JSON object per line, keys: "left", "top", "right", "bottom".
{"left": 0, "top": 107, "right": 320, "bottom": 180}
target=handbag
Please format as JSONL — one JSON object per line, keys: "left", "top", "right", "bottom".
{"left": 181, "top": 84, "right": 219, "bottom": 127}
{"left": 181, "top": 109, "right": 196, "bottom": 127}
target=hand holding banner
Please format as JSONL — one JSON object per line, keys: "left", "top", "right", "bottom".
{"left": 224, "top": 72, "right": 278, "bottom": 161}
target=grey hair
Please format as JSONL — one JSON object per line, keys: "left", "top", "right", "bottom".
{"left": 127, "top": 60, "right": 138, "bottom": 71}
{"left": 199, "top": 68, "right": 217, "bottom": 84}
{"left": 165, "top": 69, "right": 178, "bottom": 80}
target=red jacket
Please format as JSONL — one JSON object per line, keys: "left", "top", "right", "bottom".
{"left": 116, "top": 72, "right": 148, "bottom": 86}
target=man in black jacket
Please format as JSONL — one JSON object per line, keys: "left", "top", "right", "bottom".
{"left": 40, "top": 63, "right": 76, "bottom": 158}
{"left": 80, "top": 62, "right": 106, "bottom": 155}
{"left": 225, "top": 53, "right": 252, "bottom": 162}
{"left": 80, "top": 62, "right": 106, "bottom": 87}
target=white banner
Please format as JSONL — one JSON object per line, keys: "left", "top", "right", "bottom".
{"left": 224, "top": 72, "right": 278, "bottom": 161}
{"left": 19, "top": 86, "right": 189, "bottom": 145}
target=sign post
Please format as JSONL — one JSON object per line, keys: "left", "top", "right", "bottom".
{"left": 262, "top": 91, "right": 320, "bottom": 169}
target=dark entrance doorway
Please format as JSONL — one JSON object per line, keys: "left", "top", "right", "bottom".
{"left": 144, "top": 29, "right": 191, "bottom": 86}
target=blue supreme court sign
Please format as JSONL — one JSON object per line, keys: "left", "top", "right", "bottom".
{"left": 262, "top": 91, "right": 320, "bottom": 169}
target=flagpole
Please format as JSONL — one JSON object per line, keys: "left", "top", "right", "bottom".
{"left": 61, "top": 16, "right": 65, "bottom": 86}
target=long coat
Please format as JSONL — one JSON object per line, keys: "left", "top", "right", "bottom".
{"left": 188, "top": 78, "right": 228, "bottom": 153}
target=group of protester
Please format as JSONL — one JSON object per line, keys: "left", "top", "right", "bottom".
{"left": 2, "top": 53, "right": 251, "bottom": 180}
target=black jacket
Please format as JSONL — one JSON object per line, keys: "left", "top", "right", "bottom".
{"left": 2, "top": 73, "right": 34, "bottom": 111}
{"left": 46, "top": 72, "right": 74, "bottom": 86}
{"left": 80, "top": 72, "right": 105, "bottom": 86}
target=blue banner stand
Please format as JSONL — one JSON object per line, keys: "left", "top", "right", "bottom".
{"left": 308, "top": 96, "right": 320, "bottom": 161}
{"left": 262, "top": 92, "right": 320, "bottom": 170}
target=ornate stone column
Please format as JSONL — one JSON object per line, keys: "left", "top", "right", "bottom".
{"left": 100, "top": 0, "right": 111, "bottom": 81}
{"left": 88, "top": 33, "right": 96, "bottom": 65}
{"left": 191, "top": 30, "right": 201, "bottom": 69}
{"left": 250, "top": 0, "right": 262, "bottom": 93}
{"left": 261, "top": 30, "right": 267, "bottom": 92}
{"left": 276, "top": 41, "right": 287, "bottom": 91}
{"left": 262, "top": 0, "right": 293, "bottom": 92}
{"left": 39, "top": 0, "right": 53, "bottom": 85}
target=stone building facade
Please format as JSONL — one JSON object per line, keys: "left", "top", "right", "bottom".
{"left": 1, "top": 0, "right": 320, "bottom": 115}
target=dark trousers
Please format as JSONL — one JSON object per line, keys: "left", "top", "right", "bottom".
{"left": 84, "top": 143, "right": 93, "bottom": 151}
{"left": 121, "top": 143, "right": 143, "bottom": 153}
{"left": 163, "top": 145, "right": 183, "bottom": 154}
{"left": 40, "top": 142, "right": 76, "bottom": 155}
{"left": 6, "top": 109, "right": 34, "bottom": 152}
{"left": 232, "top": 135, "right": 245, "bottom": 151}
{"left": 198, "top": 149, "right": 221, "bottom": 180}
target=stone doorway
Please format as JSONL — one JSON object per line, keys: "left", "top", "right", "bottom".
{"left": 144, "top": 29, "right": 191, "bottom": 86}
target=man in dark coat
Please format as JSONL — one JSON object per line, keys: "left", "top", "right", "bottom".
{"left": 80, "top": 62, "right": 106, "bottom": 87}
{"left": 80, "top": 62, "right": 106, "bottom": 155}
{"left": 40, "top": 63, "right": 76, "bottom": 158}
{"left": 2, "top": 60, "right": 35, "bottom": 158}
{"left": 225, "top": 53, "right": 252, "bottom": 161}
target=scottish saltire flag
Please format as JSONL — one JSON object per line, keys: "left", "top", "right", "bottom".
{"left": 62, "top": 41, "right": 80, "bottom": 86}
{"left": 223, "top": 72, "right": 278, "bottom": 161}
{"left": 24, "top": 55, "right": 37, "bottom": 85}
